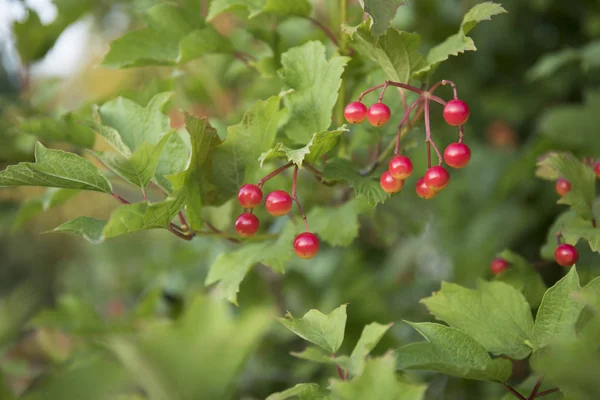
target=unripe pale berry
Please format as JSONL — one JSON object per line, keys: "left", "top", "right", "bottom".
{"left": 555, "top": 179, "right": 571, "bottom": 197}
{"left": 415, "top": 177, "right": 437, "bottom": 199}
{"left": 594, "top": 162, "right": 600, "bottom": 179}
{"left": 444, "top": 143, "right": 471, "bottom": 169}
{"left": 344, "top": 102, "right": 368, "bottom": 124}
{"left": 388, "top": 155, "right": 413, "bottom": 180}
{"left": 443, "top": 99, "right": 470, "bottom": 126}
{"left": 294, "top": 232, "right": 320, "bottom": 259}
{"left": 424, "top": 166, "right": 450, "bottom": 191}
{"left": 238, "top": 184, "right": 263, "bottom": 208}
{"left": 367, "top": 103, "right": 391, "bottom": 127}
{"left": 554, "top": 244, "right": 578, "bottom": 267}
{"left": 380, "top": 171, "right": 404, "bottom": 194}
{"left": 265, "top": 190, "right": 293, "bottom": 216}
{"left": 490, "top": 258, "right": 509, "bottom": 275}
{"left": 235, "top": 213, "right": 259, "bottom": 237}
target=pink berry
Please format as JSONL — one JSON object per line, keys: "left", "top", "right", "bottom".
{"left": 415, "top": 177, "right": 436, "bottom": 199}
{"left": 380, "top": 171, "right": 404, "bottom": 194}
{"left": 444, "top": 143, "right": 471, "bottom": 169}
{"left": 490, "top": 258, "right": 509, "bottom": 275}
{"left": 367, "top": 103, "right": 391, "bottom": 127}
{"left": 424, "top": 166, "right": 450, "bottom": 191}
{"left": 235, "top": 213, "right": 259, "bottom": 237}
{"left": 443, "top": 100, "right": 470, "bottom": 126}
{"left": 555, "top": 244, "right": 578, "bottom": 267}
{"left": 238, "top": 184, "right": 263, "bottom": 208}
{"left": 294, "top": 232, "right": 320, "bottom": 259}
{"left": 388, "top": 155, "right": 413, "bottom": 180}
{"left": 595, "top": 162, "right": 600, "bottom": 179}
{"left": 265, "top": 190, "right": 293, "bottom": 216}
{"left": 344, "top": 102, "right": 368, "bottom": 124}
{"left": 555, "top": 179, "right": 571, "bottom": 197}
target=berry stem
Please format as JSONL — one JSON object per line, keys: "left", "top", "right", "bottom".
{"left": 112, "top": 193, "right": 130, "bottom": 205}
{"left": 258, "top": 162, "right": 294, "bottom": 188}
{"left": 357, "top": 83, "right": 387, "bottom": 102}
{"left": 459, "top": 125, "right": 465, "bottom": 143}
{"left": 291, "top": 165, "right": 309, "bottom": 231}
{"left": 429, "top": 79, "right": 458, "bottom": 99}
{"left": 377, "top": 81, "right": 390, "bottom": 102}
{"left": 424, "top": 98, "right": 443, "bottom": 165}
{"left": 394, "top": 96, "right": 423, "bottom": 155}
{"left": 385, "top": 81, "right": 446, "bottom": 105}
{"left": 399, "top": 88, "right": 411, "bottom": 131}
{"left": 534, "top": 388, "right": 560, "bottom": 398}
{"left": 178, "top": 211, "right": 189, "bottom": 229}
{"left": 504, "top": 383, "right": 527, "bottom": 400}
{"left": 527, "top": 377, "right": 543, "bottom": 400}
{"left": 556, "top": 232, "right": 563, "bottom": 246}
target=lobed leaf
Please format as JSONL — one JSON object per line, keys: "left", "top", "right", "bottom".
{"left": 323, "top": 158, "right": 388, "bottom": 205}
{"left": 0, "top": 143, "right": 112, "bottom": 193}
{"left": 493, "top": 250, "right": 546, "bottom": 308}
{"left": 52, "top": 216, "right": 107, "bottom": 243}
{"left": 361, "top": 0, "right": 407, "bottom": 37}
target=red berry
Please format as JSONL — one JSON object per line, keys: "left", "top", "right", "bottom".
{"left": 380, "top": 171, "right": 404, "bottom": 194}
{"left": 424, "top": 166, "right": 450, "bottom": 191}
{"left": 367, "top": 103, "right": 391, "bottom": 127}
{"left": 415, "top": 177, "right": 437, "bottom": 199}
{"left": 490, "top": 258, "right": 510, "bottom": 275}
{"left": 443, "top": 99, "right": 470, "bottom": 126}
{"left": 294, "top": 232, "right": 320, "bottom": 259}
{"left": 554, "top": 244, "right": 579, "bottom": 267}
{"left": 444, "top": 143, "right": 471, "bottom": 169}
{"left": 238, "top": 184, "right": 263, "bottom": 208}
{"left": 555, "top": 179, "right": 571, "bottom": 197}
{"left": 594, "top": 162, "right": 600, "bottom": 179}
{"left": 344, "top": 102, "right": 368, "bottom": 124}
{"left": 265, "top": 190, "right": 293, "bottom": 216}
{"left": 388, "top": 155, "right": 413, "bottom": 180}
{"left": 235, "top": 213, "right": 259, "bottom": 237}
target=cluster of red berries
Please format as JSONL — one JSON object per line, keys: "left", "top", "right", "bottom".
{"left": 236, "top": 183, "right": 319, "bottom": 259}
{"left": 344, "top": 81, "right": 472, "bottom": 199}
{"left": 490, "top": 243, "right": 579, "bottom": 275}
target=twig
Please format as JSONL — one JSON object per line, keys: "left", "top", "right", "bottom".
{"left": 258, "top": 163, "right": 294, "bottom": 188}
{"left": 504, "top": 383, "right": 527, "bottom": 400}
{"left": 291, "top": 166, "right": 309, "bottom": 231}
{"left": 424, "top": 98, "right": 442, "bottom": 165}
{"left": 528, "top": 378, "right": 543, "bottom": 400}
{"left": 534, "top": 388, "right": 560, "bottom": 398}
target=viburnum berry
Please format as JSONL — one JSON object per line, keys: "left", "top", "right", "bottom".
{"left": 444, "top": 143, "right": 471, "bottom": 169}
{"left": 424, "top": 166, "right": 450, "bottom": 191}
{"left": 594, "top": 162, "right": 600, "bottom": 179}
{"left": 555, "top": 178, "right": 572, "bottom": 197}
{"left": 235, "top": 213, "right": 259, "bottom": 237}
{"left": 388, "top": 155, "right": 413, "bottom": 180}
{"left": 490, "top": 258, "right": 509, "bottom": 275}
{"left": 554, "top": 244, "right": 579, "bottom": 267}
{"left": 443, "top": 99, "right": 470, "bottom": 126}
{"left": 415, "top": 177, "right": 437, "bottom": 199}
{"left": 380, "top": 171, "right": 404, "bottom": 194}
{"left": 265, "top": 190, "right": 293, "bottom": 216}
{"left": 294, "top": 232, "right": 320, "bottom": 259}
{"left": 344, "top": 101, "right": 368, "bottom": 124}
{"left": 367, "top": 103, "right": 391, "bottom": 127}
{"left": 237, "top": 184, "right": 263, "bottom": 208}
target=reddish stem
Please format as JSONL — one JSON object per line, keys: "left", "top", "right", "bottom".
{"left": 459, "top": 125, "right": 465, "bottom": 143}
{"left": 178, "top": 212, "right": 188, "bottom": 229}
{"left": 357, "top": 84, "right": 387, "bottom": 102}
{"left": 306, "top": 16, "right": 340, "bottom": 47}
{"left": 424, "top": 98, "right": 443, "bottom": 165}
{"left": 556, "top": 232, "right": 563, "bottom": 246}
{"left": 377, "top": 82, "right": 390, "bottom": 102}
{"left": 291, "top": 166, "right": 309, "bottom": 232}
{"left": 394, "top": 97, "right": 423, "bottom": 155}
{"left": 386, "top": 81, "right": 446, "bottom": 105}
{"left": 112, "top": 193, "right": 130, "bottom": 204}
{"left": 258, "top": 163, "right": 294, "bottom": 188}
{"left": 429, "top": 79, "right": 458, "bottom": 99}
{"left": 504, "top": 383, "right": 527, "bottom": 400}
{"left": 528, "top": 378, "right": 543, "bottom": 400}
{"left": 535, "top": 388, "right": 560, "bottom": 398}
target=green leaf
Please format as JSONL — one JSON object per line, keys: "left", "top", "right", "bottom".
{"left": 331, "top": 355, "right": 427, "bottom": 400}
{"left": 93, "top": 132, "right": 173, "bottom": 189}
{"left": 533, "top": 267, "right": 584, "bottom": 350}
{"left": 207, "top": 0, "right": 311, "bottom": 21}
{"left": 563, "top": 227, "right": 600, "bottom": 254}
{"left": 420, "top": 280, "right": 534, "bottom": 359}
{"left": 102, "top": 199, "right": 185, "bottom": 240}
{"left": 102, "top": 3, "right": 232, "bottom": 68}
{"left": 347, "top": 322, "right": 393, "bottom": 375}
{"left": 12, "top": 188, "right": 80, "bottom": 231}
{"left": 168, "top": 116, "right": 222, "bottom": 230}
{"left": 0, "top": 142, "right": 112, "bottom": 193}
{"left": 291, "top": 346, "right": 340, "bottom": 363}
{"left": 279, "top": 42, "right": 349, "bottom": 143}
{"left": 535, "top": 152, "right": 596, "bottom": 221}
{"left": 415, "top": 2, "right": 507, "bottom": 76}
{"left": 540, "top": 208, "right": 592, "bottom": 259}
{"left": 51, "top": 216, "right": 107, "bottom": 243}
{"left": 493, "top": 250, "right": 547, "bottom": 308}
{"left": 211, "top": 96, "right": 284, "bottom": 199}
{"left": 361, "top": 0, "right": 406, "bottom": 37}
{"left": 396, "top": 322, "right": 513, "bottom": 382}
{"left": 16, "top": 113, "right": 95, "bottom": 148}
{"left": 259, "top": 127, "right": 348, "bottom": 167}
{"left": 278, "top": 304, "right": 347, "bottom": 353}
{"left": 323, "top": 158, "right": 389, "bottom": 205}
{"left": 154, "top": 132, "right": 191, "bottom": 193}
{"left": 307, "top": 199, "right": 367, "bottom": 247}
{"left": 96, "top": 92, "right": 173, "bottom": 153}
{"left": 267, "top": 383, "right": 329, "bottom": 400}
{"left": 343, "top": 21, "right": 427, "bottom": 83}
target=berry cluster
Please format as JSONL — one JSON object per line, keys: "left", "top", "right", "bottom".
{"left": 344, "top": 80, "right": 472, "bottom": 199}
{"left": 235, "top": 164, "right": 320, "bottom": 259}
{"left": 489, "top": 241, "right": 579, "bottom": 276}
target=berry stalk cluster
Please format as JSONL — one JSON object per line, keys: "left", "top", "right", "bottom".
{"left": 344, "top": 80, "right": 471, "bottom": 199}
{"left": 235, "top": 164, "right": 320, "bottom": 259}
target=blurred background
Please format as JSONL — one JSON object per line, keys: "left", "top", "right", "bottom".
{"left": 0, "top": 0, "right": 599, "bottom": 398}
